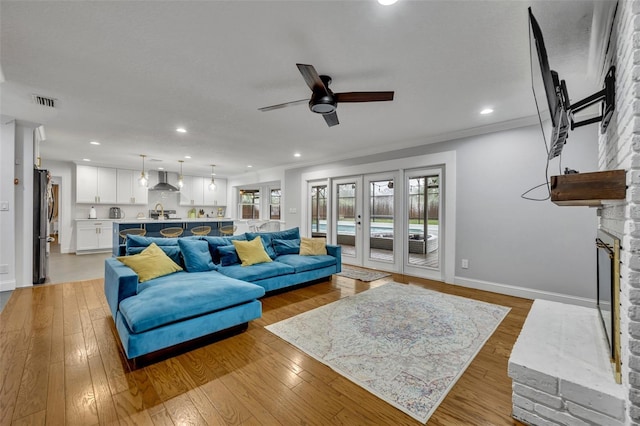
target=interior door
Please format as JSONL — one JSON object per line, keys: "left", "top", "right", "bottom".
{"left": 332, "top": 177, "right": 363, "bottom": 266}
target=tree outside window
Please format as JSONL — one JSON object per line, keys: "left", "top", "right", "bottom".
{"left": 270, "top": 188, "right": 281, "bottom": 220}
{"left": 239, "top": 190, "right": 260, "bottom": 219}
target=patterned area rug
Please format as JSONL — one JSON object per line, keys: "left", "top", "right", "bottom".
{"left": 337, "top": 267, "right": 391, "bottom": 282}
{"left": 266, "top": 283, "right": 510, "bottom": 423}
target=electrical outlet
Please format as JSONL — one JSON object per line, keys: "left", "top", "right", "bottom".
{"left": 0, "top": 201, "right": 8, "bottom": 211}
{"left": 461, "top": 259, "right": 469, "bottom": 269}
{"left": 0, "top": 264, "right": 8, "bottom": 274}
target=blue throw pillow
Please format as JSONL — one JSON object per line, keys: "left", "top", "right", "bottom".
{"left": 218, "top": 244, "right": 240, "bottom": 266}
{"left": 272, "top": 238, "right": 300, "bottom": 255}
{"left": 127, "top": 245, "right": 183, "bottom": 266}
{"left": 126, "top": 234, "right": 179, "bottom": 248}
{"left": 202, "top": 235, "right": 247, "bottom": 264}
{"left": 178, "top": 239, "right": 216, "bottom": 272}
{"left": 246, "top": 227, "right": 300, "bottom": 260}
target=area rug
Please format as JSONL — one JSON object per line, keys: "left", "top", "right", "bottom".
{"left": 265, "top": 282, "right": 510, "bottom": 423}
{"left": 337, "top": 267, "right": 391, "bottom": 282}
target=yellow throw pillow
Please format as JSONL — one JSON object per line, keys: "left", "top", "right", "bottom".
{"left": 232, "top": 237, "right": 273, "bottom": 266}
{"left": 117, "top": 243, "right": 183, "bottom": 282}
{"left": 300, "top": 237, "right": 327, "bottom": 256}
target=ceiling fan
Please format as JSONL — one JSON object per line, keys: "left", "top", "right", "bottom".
{"left": 259, "top": 63, "right": 394, "bottom": 127}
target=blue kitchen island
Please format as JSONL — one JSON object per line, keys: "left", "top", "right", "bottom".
{"left": 112, "top": 218, "right": 234, "bottom": 256}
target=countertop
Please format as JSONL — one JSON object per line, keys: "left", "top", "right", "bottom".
{"left": 113, "top": 218, "right": 233, "bottom": 224}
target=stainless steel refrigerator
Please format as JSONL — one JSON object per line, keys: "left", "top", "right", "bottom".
{"left": 33, "top": 168, "right": 51, "bottom": 284}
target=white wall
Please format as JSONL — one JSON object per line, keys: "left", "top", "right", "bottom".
{"left": 285, "top": 122, "right": 598, "bottom": 304}
{"left": 14, "top": 121, "right": 36, "bottom": 287}
{"left": 0, "top": 118, "right": 16, "bottom": 291}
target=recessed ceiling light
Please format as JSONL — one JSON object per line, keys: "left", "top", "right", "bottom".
{"left": 158, "top": 167, "right": 164, "bottom": 170}
{"left": 247, "top": 165, "right": 253, "bottom": 168}
{"left": 294, "top": 153, "right": 301, "bottom": 158}
{"left": 184, "top": 155, "right": 191, "bottom": 159}
{"left": 480, "top": 108, "right": 494, "bottom": 115}
{"left": 176, "top": 127, "right": 187, "bottom": 133}
{"left": 378, "top": 0, "right": 398, "bottom": 5}
{"left": 89, "top": 141, "right": 100, "bottom": 145}
{"left": 82, "top": 158, "right": 91, "bottom": 162}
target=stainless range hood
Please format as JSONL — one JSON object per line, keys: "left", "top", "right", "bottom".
{"left": 150, "top": 171, "right": 180, "bottom": 192}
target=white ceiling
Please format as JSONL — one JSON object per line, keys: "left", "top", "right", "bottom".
{"left": 0, "top": 1, "right": 607, "bottom": 178}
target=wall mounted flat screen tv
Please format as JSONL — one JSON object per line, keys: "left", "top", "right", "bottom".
{"left": 528, "top": 7, "right": 615, "bottom": 161}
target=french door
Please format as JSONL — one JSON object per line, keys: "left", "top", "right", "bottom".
{"left": 332, "top": 177, "right": 363, "bottom": 266}
{"left": 332, "top": 173, "right": 400, "bottom": 271}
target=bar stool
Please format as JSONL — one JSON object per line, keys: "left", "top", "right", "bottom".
{"left": 190, "top": 225, "right": 211, "bottom": 236}
{"left": 219, "top": 225, "right": 237, "bottom": 236}
{"left": 160, "top": 227, "right": 184, "bottom": 238}
{"left": 119, "top": 228, "right": 146, "bottom": 244}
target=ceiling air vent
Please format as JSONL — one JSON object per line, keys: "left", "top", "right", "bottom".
{"left": 31, "top": 94, "right": 56, "bottom": 108}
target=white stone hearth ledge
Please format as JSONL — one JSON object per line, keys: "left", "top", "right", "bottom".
{"left": 508, "top": 299, "right": 625, "bottom": 426}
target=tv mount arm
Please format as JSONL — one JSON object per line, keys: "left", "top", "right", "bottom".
{"left": 566, "top": 66, "right": 616, "bottom": 133}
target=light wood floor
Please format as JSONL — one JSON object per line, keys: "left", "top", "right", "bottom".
{"left": 0, "top": 272, "right": 530, "bottom": 425}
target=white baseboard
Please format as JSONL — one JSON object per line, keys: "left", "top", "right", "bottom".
{"left": 453, "top": 276, "right": 597, "bottom": 308}
{"left": 0, "top": 279, "right": 16, "bottom": 292}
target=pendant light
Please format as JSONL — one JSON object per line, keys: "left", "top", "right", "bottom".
{"left": 138, "top": 154, "right": 148, "bottom": 187}
{"left": 208, "top": 164, "right": 216, "bottom": 190}
{"left": 177, "top": 160, "right": 184, "bottom": 188}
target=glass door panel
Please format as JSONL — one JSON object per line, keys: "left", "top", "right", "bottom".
{"left": 333, "top": 177, "right": 362, "bottom": 264}
{"left": 366, "top": 177, "right": 395, "bottom": 266}
{"left": 310, "top": 184, "right": 327, "bottom": 237}
{"left": 406, "top": 171, "right": 441, "bottom": 271}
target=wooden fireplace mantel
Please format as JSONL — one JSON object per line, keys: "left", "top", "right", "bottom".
{"left": 550, "top": 169, "right": 626, "bottom": 207}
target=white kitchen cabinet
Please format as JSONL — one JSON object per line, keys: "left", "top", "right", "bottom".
{"left": 116, "top": 169, "right": 148, "bottom": 205}
{"left": 180, "top": 176, "right": 226, "bottom": 206}
{"left": 76, "top": 165, "right": 117, "bottom": 204}
{"left": 203, "top": 178, "right": 227, "bottom": 206}
{"left": 179, "top": 176, "right": 204, "bottom": 206}
{"left": 76, "top": 220, "right": 113, "bottom": 254}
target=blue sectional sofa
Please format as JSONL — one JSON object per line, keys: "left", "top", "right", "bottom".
{"left": 104, "top": 227, "right": 341, "bottom": 359}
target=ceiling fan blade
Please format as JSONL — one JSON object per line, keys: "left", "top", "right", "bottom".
{"left": 335, "top": 91, "right": 395, "bottom": 103}
{"left": 296, "top": 63, "right": 329, "bottom": 95}
{"left": 258, "top": 99, "right": 309, "bottom": 112}
{"left": 323, "top": 111, "right": 339, "bottom": 127}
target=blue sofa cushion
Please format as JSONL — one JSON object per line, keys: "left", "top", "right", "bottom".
{"left": 201, "top": 235, "right": 247, "bottom": 264}
{"left": 218, "top": 261, "right": 294, "bottom": 282}
{"left": 218, "top": 244, "right": 240, "bottom": 266}
{"left": 246, "top": 227, "right": 300, "bottom": 260}
{"left": 126, "top": 245, "right": 182, "bottom": 265}
{"left": 178, "top": 239, "right": 216, "bottom": 272}
{"left": 273, "top": 238, "right": 300, "bottom": 255}
{"left": 275, "top": 254, "right": 337, "bottom": 273}
{"left": 120, "top": 272, "right": 265, "bottom": 333}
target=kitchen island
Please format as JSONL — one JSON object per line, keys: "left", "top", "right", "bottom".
{"left": 112, "top": 218, "right": 234, "bottom": 256}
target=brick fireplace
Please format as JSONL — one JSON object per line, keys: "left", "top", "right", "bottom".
{"left": 509, "top": 1, "right": 640, "bottom": 425}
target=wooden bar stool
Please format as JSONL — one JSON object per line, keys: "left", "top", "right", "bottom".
{"left": 119, "top": 228, "right": 146, "bottom": 244}
{"left": 219, "top": 225, "right": 237, "bottom": 236}
{"left": 160, "top": 227, "right": 184, "bottom": 238}
{"left": 190, "top": 225, "right": 211, "bottom": 236}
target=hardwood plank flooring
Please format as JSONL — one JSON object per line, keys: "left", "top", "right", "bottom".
{"left": 0, "top": 274, "right": 530, "bottom": 425}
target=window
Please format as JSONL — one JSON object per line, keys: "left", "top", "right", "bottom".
{"left": 270, "top": 188, "right": 281, "bottom": 220}
{"left": 310, "top": 185, "right": 327, "bottom": 236}
{"left": 239, "top": 190, "right": 260, "bottom": 219}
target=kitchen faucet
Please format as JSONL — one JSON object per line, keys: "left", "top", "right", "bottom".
{"left": 155, "top": 203, "right": 164, "bottom": 220}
